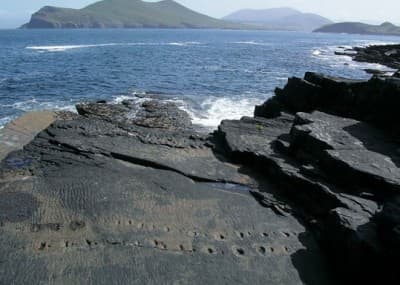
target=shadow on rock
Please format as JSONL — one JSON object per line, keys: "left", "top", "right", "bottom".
{"left": 344, "top": 122, "right": 400, "bottom": 168}
{"left": 291, "top": 232, "right": 339, "bottom": 285}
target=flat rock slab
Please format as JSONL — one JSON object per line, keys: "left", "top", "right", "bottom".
{"left": 0, "top": 114, "right": 334, "bottom": 284}
{"left": 0, "top": 111, "right": 57, "bottom": 161}
{"left": 0, "top": 152, "right": 332, "bottom": 284}
{"left": 29, "top": 118, "right": 251, "bottom": 185}
{"left": 218, "top": 114, "right": 294, "bottom": 159}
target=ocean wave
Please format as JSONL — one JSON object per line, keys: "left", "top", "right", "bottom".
{"left": 167, "top": 41, "right": 202, "bottom": 46}
{"left": 0, "top": 98, "right": 76, "bottom": 113}
{"left": 312, "top": 50, "right": 322, "bottom": 56}
{"left": 180, "top": 96, "right": 267, "bottom": 129}
{"left": 111, "top": 91, "right": 268, "bottom": 130}
{"left": 0, "top": 116, "right": 12, "bottom": 129}
{"left": 26, "top": 43, "right": 119, "bottom": 52}
{"left": 233, "top": 41, "right": 270, "bottom": 46}
{"left": 26, "top": 41, "right": 204, "bottom": 52}
{"left": 0, "top": 93, "right": 268, "bottom": 130}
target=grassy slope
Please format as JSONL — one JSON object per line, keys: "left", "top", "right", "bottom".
{"left": 25, "top": 0, "right": 245, "bottom": 29}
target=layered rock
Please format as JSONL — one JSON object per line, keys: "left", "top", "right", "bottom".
{"left": 255, "top": 72, "right": 400, "bottom": 136}
{"left": 0, "top": 99, "right": 335, "bottom": 284}
{"left": 1, "top": 71, "right": 400, "bottom": 283}
{"left": 221, "top": 72, "right": 400, "bottom": 282}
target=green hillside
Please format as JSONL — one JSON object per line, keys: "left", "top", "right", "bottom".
{"left": 21, "top": 0, "right": 246, "bottom": 29}
{"left": 314, "top": 22, "right": 400, "bottom": 36}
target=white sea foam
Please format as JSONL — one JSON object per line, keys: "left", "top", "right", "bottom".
{"left": 167, "top": 41, "right": 202, "bottom": 46}
{"left": 0, "top": 100, "right": 76, "bottom": 128}
{"left": 312, "top": 50, "right": 322, "bottom": 56}
{"left": 0, "top": 92, "right": 268, "bottom": 130}
{"left": 180, "top": 96, "right": 267, "bottom": 129}
{"left": 26, "top": 41, "right": 204, "bottom": 52}
{"left": 0, "top": 116, "right": 12, "bottom": 129}
{"left": 110, "top": 91, "right": 269, "bottom": 130}
{"left": 0, "top": 98, "right": 76, "bottom": 113}
{"left": 233, "top": 41, "right": 270, "bottom": 46}
{"left": 26, "top": 43, "right": 119, "bottom": 52}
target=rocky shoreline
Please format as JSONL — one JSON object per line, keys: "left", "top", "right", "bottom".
{"left": 1, "top": 70, "right": 400, "bottom": 283}
{"left": 335, "top": 43, "right": 400, "bottom": 71}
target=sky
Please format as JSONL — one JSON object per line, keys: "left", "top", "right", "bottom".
{"left": 0, "top": 0, "right": 399, "bottom": 28}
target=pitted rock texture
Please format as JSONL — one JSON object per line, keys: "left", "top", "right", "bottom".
{"left": 0, "top": 101, "right": 335, "bottom": 284}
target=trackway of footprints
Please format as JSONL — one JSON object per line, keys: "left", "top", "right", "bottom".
{"left": 26, "top": 219, "right": 301, "bottom": 258}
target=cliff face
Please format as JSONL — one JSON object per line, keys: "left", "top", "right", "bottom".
{"left": 21, "top": 0, "right": 245, "bottom": 29}
{"left": 314, "top": 21, "right": 400, "bottom": 36}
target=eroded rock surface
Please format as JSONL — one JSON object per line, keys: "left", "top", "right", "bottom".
{"left": 2, "top": 71, "right": 400, "bottom": 283}
{"left": 225, "top": 73, "right": 400, "bottom": 282}
{"left": 0, "top": 100, "right": 335, "bottom": 284}
{"left": 255, "top": 72, "right": 400, "bottom": 136}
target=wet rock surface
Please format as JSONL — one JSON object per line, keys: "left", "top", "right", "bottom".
{"left": 2, "top": 72, "right": 400, "bottom": 283}
{"left": 0, "top": 111, "right": 77, "bottom": 161}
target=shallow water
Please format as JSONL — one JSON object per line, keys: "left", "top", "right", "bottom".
{"left": 0, "top": 29, "right": 398, "bottom": 129}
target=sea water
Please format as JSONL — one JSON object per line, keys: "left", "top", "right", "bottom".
{"left": 0, "top": 29, "right": 398, "bottom": 129}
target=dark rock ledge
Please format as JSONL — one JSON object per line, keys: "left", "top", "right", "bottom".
{"left": 335, "top": 44, "right": 400, "bottom": 70}
{"left": 1, "top": 76, "right": 400, "bottom": 284}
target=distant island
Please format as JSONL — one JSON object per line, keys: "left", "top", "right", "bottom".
{"left": 21, "top": 0, "right": 246, "bottom": 29}
{"left": 314, "top": 22, "right": 400, "bottom": 36}
{"left": 223, "top": 7, "right": 332, "bottom": 32}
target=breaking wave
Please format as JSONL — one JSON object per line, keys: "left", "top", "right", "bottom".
{"left": 26, "top": 42, "right": 204, "bottom": 52}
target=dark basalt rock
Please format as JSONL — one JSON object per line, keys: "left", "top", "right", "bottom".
{"left": 77, "top": 99, "right": 192, "bottom": 131}
{"left": 222, "top": 73, "right": 400, "bottom": 282}
{"left": 291, "top": 112, "right": 400, "bottom": 196}
{"left": 2, "top": 71, "right": 400, "bottom": 283}
{"left": 217, "top": 114, "right": 295, "bottom": 159}
{"left": 133, "top": 100, "right": 192, "bottom": 130}
{"left": 217, "top": 110, "right": 399, "bottom": 282}
{"left": 377, "top": 197, "right": 400, "bottom": 255}
{"left": 363, "top": 68, "right": 393, "bottom": 76}
{"left": 0, "top": 100, "right": 336, "bottom": 284}
{"left": 255, "top": 72, "right": 400, "bottom": 136}
{"left": 350, "top": 44, "right": 400, "bottom": 70}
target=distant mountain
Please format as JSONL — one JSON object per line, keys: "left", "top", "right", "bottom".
{"left": 314, "top": 22, "right": 400, "bottom": 36}
{"left": 21, "top": 0, "right": 246, "bottom": 29}
{"left": 223, "top": 7, "right": 332, "bottom": 32}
